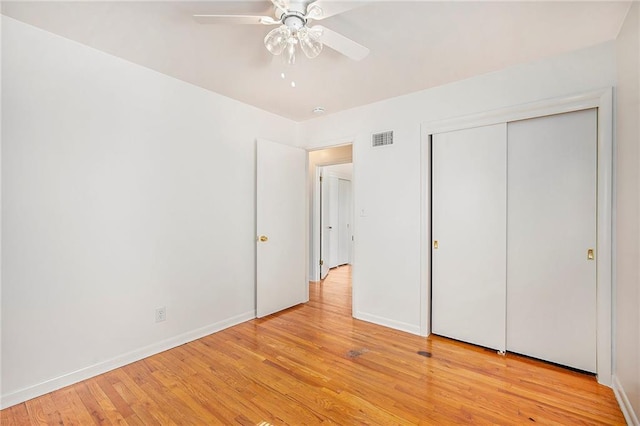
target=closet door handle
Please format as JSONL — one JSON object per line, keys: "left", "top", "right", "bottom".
{"left": 587, "top": 248, "right": 594, "bottom": 260}
{"left": 433, "top": 240, "right": 439, "bottom": 250}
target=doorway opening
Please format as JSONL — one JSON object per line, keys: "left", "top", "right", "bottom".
{"left": 318, "top": 164, "right": 353, "bottom": 279}
{"left": 308, "top": 145, "right": 353, "bottom": 291}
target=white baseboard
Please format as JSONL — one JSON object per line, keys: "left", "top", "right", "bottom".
{"left": 354, "top": 311, "right": 421, "bottom": 336}
{"left": 613, "top": 375, "right": 640, "bottom": 425}
{"left": 309, "top": 268, "right": 318, "bottom": 283}
{"left": 0, "top": 310, "right": 255, "bottom": 409}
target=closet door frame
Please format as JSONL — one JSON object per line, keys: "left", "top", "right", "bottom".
{"left": 419, "top": 88, "right": 613, "bottom": 386}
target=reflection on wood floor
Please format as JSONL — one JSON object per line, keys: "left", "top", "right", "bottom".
{"left": 1, "top": 264, "right": 625, "bottom": 424}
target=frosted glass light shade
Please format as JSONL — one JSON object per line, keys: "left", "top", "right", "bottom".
{"left": 264, "top": 25, "right": 291, "bottom": 55}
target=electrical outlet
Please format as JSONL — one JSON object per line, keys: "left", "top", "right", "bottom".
{"left": 155, "top": 306, "right": 166, "bottom": 323}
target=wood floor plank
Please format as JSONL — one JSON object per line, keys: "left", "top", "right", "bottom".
{"left": 0, "top": 265, "right": 626, "bottom": 424}
{"left": 34, "top": 394, "right": 65, "bottom": 425}
{"left": 3, "top": 401, "right": 31, "bottom": 425}
{"left": 94, "top": 375, "right": 135, "bottom": 420}
{"left": 109, "top": 369, "right": 167, "bottom": 425}
{"left": 74, "top": 382, "right": 111, "bottom": 425}
{"left": 23, "top": 398, "right": 49, "bottom": 425}
{"left": 88, "top": 378, "right": 135, "bottom": 425}
{"left": 48, "top": 387, "right": 84, "bottom": 426}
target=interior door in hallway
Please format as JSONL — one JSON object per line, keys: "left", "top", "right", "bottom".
{"left": 337, "top": 178, "right": 352, "bottom": 266}
{"left": 256, "top": 139, "right": 307, "bottom": 318}
{"left": 431, "top": 123, "right": 507, "bottom": 351}
{"left": 506, "top": 109, "right": 597, "bottom": 372}
{"left": 328, "top": 176, "right": 340, "bottom": 268}
{"left": 320, "top": 172, "right": 330, "bottom": 279}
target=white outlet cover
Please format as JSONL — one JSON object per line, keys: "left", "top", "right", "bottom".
{"left": 155, "top": 307, "right": 166, "bottom": 322}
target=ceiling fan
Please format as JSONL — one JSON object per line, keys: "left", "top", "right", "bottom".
{"left": 194, "top": 0, "right": 370, "bottom": 65}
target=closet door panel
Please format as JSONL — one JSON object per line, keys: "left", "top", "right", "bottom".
{"left": 507, "top": 109, "right": 597, "bottom": 372}
{"left": 432, "top": 124, "right": 507, "bottom": 351}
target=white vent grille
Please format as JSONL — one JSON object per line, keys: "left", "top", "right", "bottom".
{"left": 372, "top": 131, "right": 393, "bottom": 147}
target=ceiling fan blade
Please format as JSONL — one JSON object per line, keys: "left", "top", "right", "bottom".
{"left": 271, "top": 0, "right": 289, "bottom": 13}
{"left": 313, "top": 25, "right": 369, "bottom": 61}
{"left": 310, "top": 1, "right": 365, "bottom": 20}
{"left": 193, "top": 14, "right": 277, "bottom": 25}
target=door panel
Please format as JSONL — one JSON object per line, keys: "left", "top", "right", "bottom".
{"left": 328, "top": 176, "right": 339, "bottom": 268}
{"left": 431, "top": 124, "right": 507, "bottom": 351}
{"left": 320, "top": 172, "right": 330, "bottom": 279}
{"left": 337, "top": 179, "right": 351, "bottom": 265}
{"left": 506, "top": 109, "right": 597, "bottom": 372}
{"left": 256, "top": 139, "right": 306, "bottom": 318}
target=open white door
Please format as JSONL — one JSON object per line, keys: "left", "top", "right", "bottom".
{"left": 337, "top": 179, "right": 352, "bottom": 265}
{"left": 328, "top": 176, "right": 340, "bottom": 268}
{"left": 320, "top": 170, "right": 330, "bottom": 279}
{"left": 256, "top": 139, "right": 307, "bottom": 318}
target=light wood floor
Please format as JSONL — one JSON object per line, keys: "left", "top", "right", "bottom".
{"left": 1, "top": 265, "right": 625, "bottom": 425}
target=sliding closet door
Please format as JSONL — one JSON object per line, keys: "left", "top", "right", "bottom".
{"left": 432, "top": 124, "right": 507, "bottom": 351}
{"left": 507, "top": 109, "right": 597, "bottom": 372}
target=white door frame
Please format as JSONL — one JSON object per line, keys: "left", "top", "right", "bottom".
{"left": 419, "top": 88, "right": 613, "bottom": 386}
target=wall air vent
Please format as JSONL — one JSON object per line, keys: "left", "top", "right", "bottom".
{"left": 372, "top": 131, "right": 393, "bottom": 147}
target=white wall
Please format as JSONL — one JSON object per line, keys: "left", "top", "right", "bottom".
{"left": 614, "top": 2, "right": 640, "bottom": 423}
{"left": 0, "top": 14, "right": 4, "bottom": 399}
{"left": 299, "top": 42, "right": 616, "bottom": 335}
{"left": 1, "top": 17, "right": 296, "bottom": 407}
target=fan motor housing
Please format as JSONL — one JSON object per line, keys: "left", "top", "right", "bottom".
{"left": 282, "top": 12, "right": 306, "bottom": 31}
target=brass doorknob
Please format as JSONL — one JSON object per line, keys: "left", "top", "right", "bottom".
{"left": 258, "top": 235, "right": 268, "bottom": 242}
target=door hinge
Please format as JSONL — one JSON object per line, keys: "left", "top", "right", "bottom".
{"left": 320, "top": 259, "right": 324, "bottom": 266}
{"left": 319, "top": 176, "right": 323, "bottom": 182}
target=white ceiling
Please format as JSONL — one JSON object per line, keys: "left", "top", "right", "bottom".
{"left": 2, "top": 1, "right": 631, "bottom": 121}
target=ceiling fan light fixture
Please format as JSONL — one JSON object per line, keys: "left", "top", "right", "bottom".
{"left": 195, "top": 0, "right": 370, "bottom": 63}
{"left": 263, "top": 7, "right": 325, "bottom": 64}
